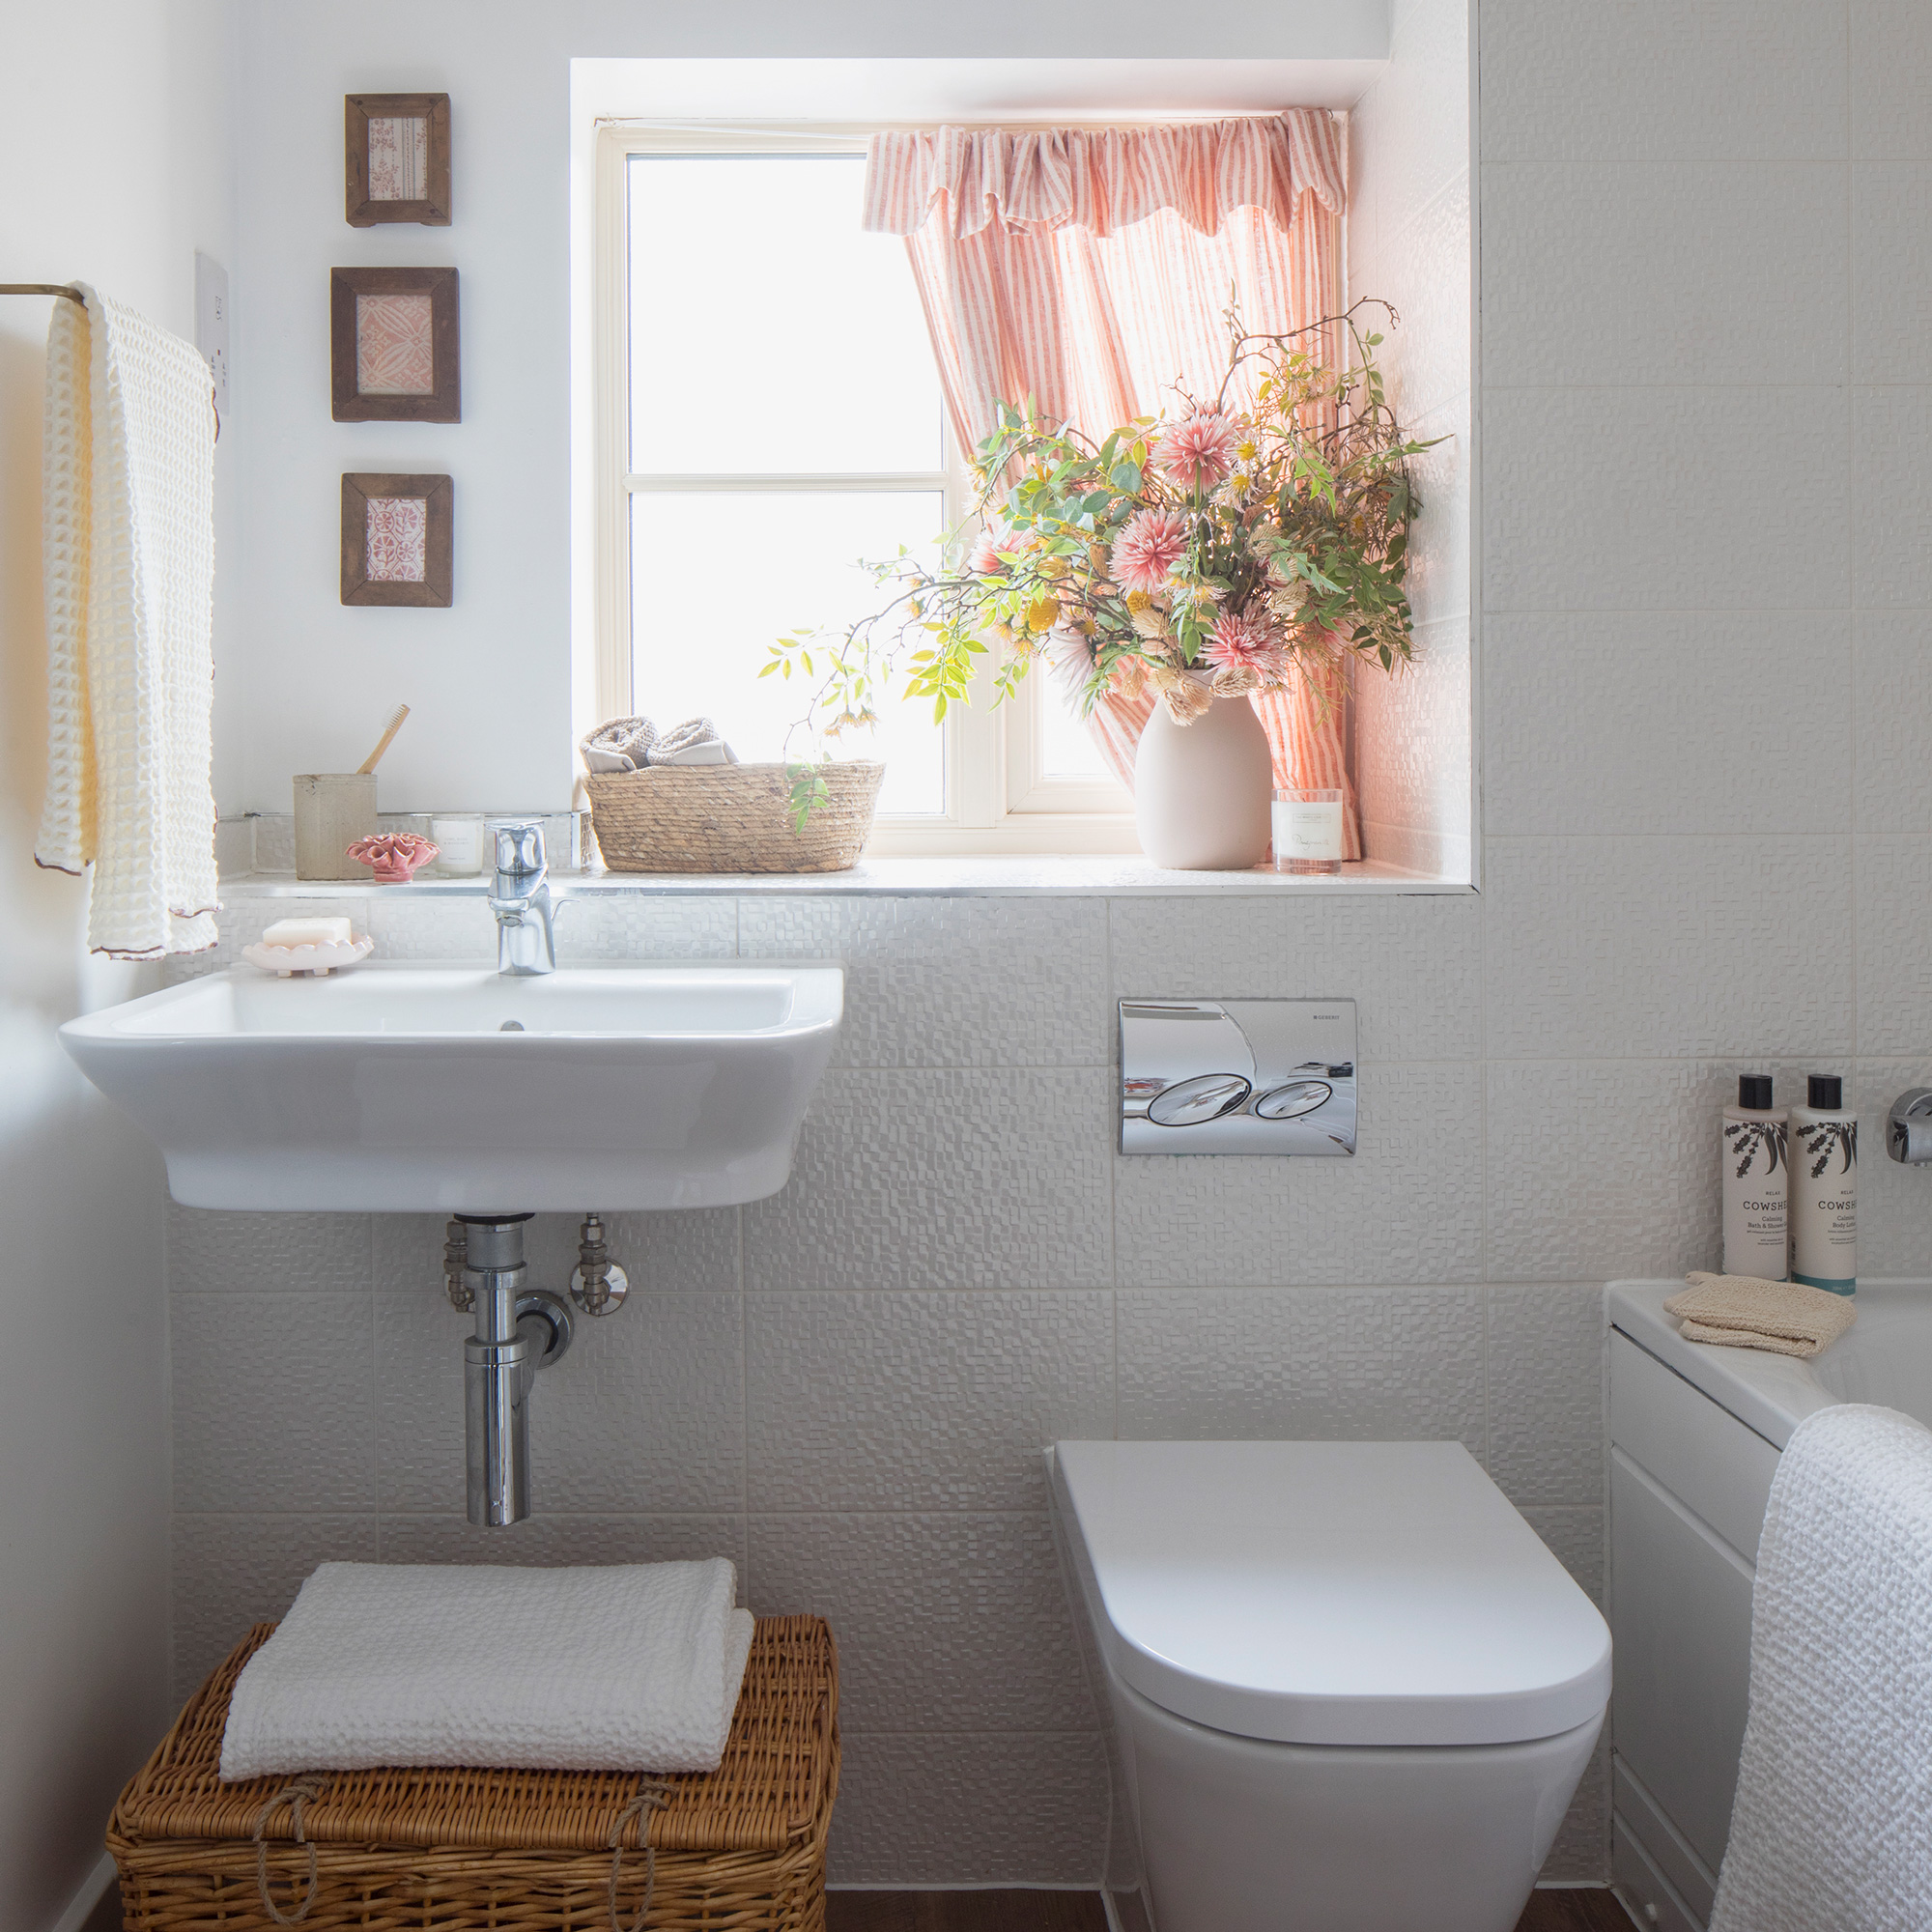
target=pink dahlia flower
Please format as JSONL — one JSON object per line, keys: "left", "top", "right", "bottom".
{"left": 1110, "top": 508, "right": 1191, "bottom": 595}
{"left": 1205, "top": 607, "right": 1285, "bottom": 676}
{"left": 967, "top": 525, "right": 1008, "bottom": 576}
{"left": 1154, "top": 410, "right": 1242, "bottom": 495}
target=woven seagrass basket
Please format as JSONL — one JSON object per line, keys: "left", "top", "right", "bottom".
{"left": 585, "top": 763, "right": 884, "bottom": 874}
{"left": 107, "top": 1615, "right": 838, "bottom": 1932}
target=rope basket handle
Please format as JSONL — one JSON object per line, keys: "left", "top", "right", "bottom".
{"left": 251, "top": 1774, "right": 328, "bottom": 1926}
{"left": 608, "top": 1778, "right": 671, "bottom": 1932}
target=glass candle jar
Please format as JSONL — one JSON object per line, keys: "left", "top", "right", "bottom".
{"left": 1273, "top": 788, "right": 1346, "bottom": 875}
{"left": 430, "top": 812, "right": 486, "bottom": 876}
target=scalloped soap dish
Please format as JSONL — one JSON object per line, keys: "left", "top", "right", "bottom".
{"left": 242, "top": 936, "right": 375, "bottom": 979}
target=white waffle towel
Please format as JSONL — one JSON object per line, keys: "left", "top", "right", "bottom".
{"left": 1709, "top": 1404, "right": 1932, "bottom": 1931}
{"left": 35, "top": 284, "right": 217, "bottom": 957}
{"left": 218, "top": 1560, "right": 755, "bottom": 1780}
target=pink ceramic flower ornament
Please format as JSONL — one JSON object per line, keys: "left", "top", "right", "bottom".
{"left": 345, "top": 832, "right": 440, "bottom": 882}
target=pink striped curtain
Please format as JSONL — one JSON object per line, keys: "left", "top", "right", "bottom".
{"left": 864, "top": 112, "right": 1359, "bottom": 856}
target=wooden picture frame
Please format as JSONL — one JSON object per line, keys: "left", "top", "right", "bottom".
{"left": 341, "top": 473, "right": 453, "bottom": 607}
{"left": 330, "top": 267, "right": 460, "bottom": 423}
{"left": 345, "top": 93, "right": 451, "bottom": 226}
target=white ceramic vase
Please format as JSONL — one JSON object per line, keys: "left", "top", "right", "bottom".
{"left": 1133, "top": 690, "right": 1274, "bottom": 870}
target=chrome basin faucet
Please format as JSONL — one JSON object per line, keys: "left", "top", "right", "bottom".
{"left": 487, "top": 818, "right": 559, "bottom": 976}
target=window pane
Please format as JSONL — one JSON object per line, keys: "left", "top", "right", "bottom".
{"left": 629, "top": 155, "right": 944, "bottom": 475}
{"left": 1039, "top": 684, "right": 1119, "bottom": 781}
{"left": 630, "top": 491, "right": 946, "bottom": 817}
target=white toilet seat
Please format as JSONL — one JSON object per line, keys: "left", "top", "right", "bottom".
{"left": 1050, "top": 1438, "right": 1610, "bottom": 1747}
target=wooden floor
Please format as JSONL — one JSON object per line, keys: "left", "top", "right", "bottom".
{"left": 825, "top": 1888, "right": 1637, "bottom": 1931}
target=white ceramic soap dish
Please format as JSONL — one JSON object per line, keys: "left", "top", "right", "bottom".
{"left": 242, "top": 936, "right": 375, "bottom": 979}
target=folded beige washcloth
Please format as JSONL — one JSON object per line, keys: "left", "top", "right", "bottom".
{"left": 1663, "top": 1273, "right": 1857, "bottom": 1358}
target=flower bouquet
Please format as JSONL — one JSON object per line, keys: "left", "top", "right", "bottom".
{"left": 768, "top": 300, "right": 1441, "bottom": 824}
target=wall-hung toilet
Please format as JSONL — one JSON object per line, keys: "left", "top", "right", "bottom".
{"left": 1048, "top": 1440, "right": 1611, "bottom": 1932}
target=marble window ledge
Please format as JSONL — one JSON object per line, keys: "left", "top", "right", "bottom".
{"left": 215, "top": 856, "right": 1473, "bottom": 900}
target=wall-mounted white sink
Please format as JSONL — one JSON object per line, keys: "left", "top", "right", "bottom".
{"left": 60, "top": 964, "right": 843, "bottom": 1211}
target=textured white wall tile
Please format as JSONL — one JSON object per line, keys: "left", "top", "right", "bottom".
{"left": 828, "top": 1732, "right": 1108, "bottom": 1887}
{"left": 1520, "top": 1505, "right": 1606, "bottom": 1605}
{"left": 360, "top": 896, "right": 495, "bottom": 960}
{"left": 1113, "top": 1156, "right": 1298, "bottom": 1290}
{"left": 376, "top": 1513, "right": 747, "bottom": 1575}
{"left": 1480, "top": 0, "right": 1848, "bottom": 161}
{"left": 747, "top": 1514, "right": 1096, "bottom": 1732}
{"left": 1116, "top": 1286, "right": 1487, "bottom": 1450}
{"left": 1354, "top": 620, "right": 1472, "bottom": 849}
{"left": 1289, "top": 1065, "right": 1487, "bottom": 1284}
{"left": 1484, "top": 387, "right": 1850, "bottom": 611}
{"left": 1484, "top": 163, "right": 1848, "bottom": 386}
{"left": 1855, "top": 1060, "right": 1932, "bottom": 1276}
{"left": 1852, "top": 386, "right": 1932, "bottom": 607}
{"left": 1854, "top": 0, "right": 1932, "bottom": 160}
{"left": 1374, "top": 172, "right": 1471, "bottom": 426}
{"left": 1486, "top": 611, "right": 1852, "bottom": 837}
{"left": 1485, "top": 837, "right": 1856, "bottom": 1060}
{"left": 172, "top": 1292, "right": 375, "bottom": 1511}
{"left": 742, "top": 1069, "right": 1114, "bottom": 1291}
{"left": 1488, "top": 1287, "right": 1605, "bottom": 1508}
{"left": 1109, "top": 889, "right": 1483, "bottom": 1062}
{"left": 554, "top": 895, "right": 737, "bottom": 962}
{"left": 1855, "top": 611, "right": 1932, "bottom": 832}
{"left": 745, "top": 1292, "right": 1114, "bottom": 1511}
{"left": 1350, "top": 0, "right": 1468, "bottom": 242}
{"left": 1855, "top": 837, "right": 1932, "bottom": 1055}
{"left": 170, "top": 1205, "right": 371, "bottom": 1294}
{"left": 739, "top": 897, "right": 1110, "bottom": 1067}
{"left": 1401, "top": 390, "right": 1470, "bottom": 632}
{"left": 1853, "top": 163, "right": 1932, "bottom": 379}
{"left": 374, "top": 1290, "right": 744, "bottom": 1513}
{"left": 172, "top": 1514, "right": 378, "bottom": 1704}
{"left": 1487, "top": 1062, "right": 1723, "bottom": 1281}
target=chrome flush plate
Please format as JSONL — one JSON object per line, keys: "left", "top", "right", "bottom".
{"left": 1118, "top": 998, "right": 1356, "bottom": 1155}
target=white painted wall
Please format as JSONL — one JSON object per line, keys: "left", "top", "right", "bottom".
{"left": 222, "top": 1, "right": 1391, "bottom": 817}
{"left": 0, "top": 4, "right": 236, "bottom": 1925}
{"left": 1349, "top": 0, "right": 1475, "bottom": 877}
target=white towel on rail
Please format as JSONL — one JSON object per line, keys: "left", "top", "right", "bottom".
{"left": 35, "top": 282, "right": 217, "bottom": 957}
{"left": 218, "top": 1559, "right": 755, "bottom": 1780}
{"left": 1709, "top": 1404, "right": 1932, "bottom": 1932}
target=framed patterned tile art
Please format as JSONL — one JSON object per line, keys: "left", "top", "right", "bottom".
{"left": 330, "top": 267, "right": 459, "bottom": 422}
{"left": 345, "top": 93, "right": 451, "bottom": 226}
{"left": 341, "top": 473, "right": 453, "bottom": 606}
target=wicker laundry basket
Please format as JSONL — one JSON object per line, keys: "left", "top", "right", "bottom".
{"left": 107, "top": 1615, "right": 838, "bottom": 1932}
{"left": 584, "top": 762, "right": 884, "bottom": 874}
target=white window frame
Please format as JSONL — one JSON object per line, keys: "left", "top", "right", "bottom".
{"left": 594, "top": 120, "right": 1137, "bottom": 856}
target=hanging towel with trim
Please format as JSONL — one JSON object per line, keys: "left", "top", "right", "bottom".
{"left": 35, "top": 283, "right": 217, "bottom": 956}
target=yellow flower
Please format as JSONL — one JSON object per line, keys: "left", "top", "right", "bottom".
{"left": 1124, "top": 589, "right": 1154, "bottom": 613}
{"left": 1037, "top": 556, "right": 1070, "bottom": 581}
{"left": 1025, "top": 595, "right": 1062, "bottom": 634}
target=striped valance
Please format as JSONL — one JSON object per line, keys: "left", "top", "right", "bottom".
{"left": 862, "top": 110, "right": 1345, "bottom": 242}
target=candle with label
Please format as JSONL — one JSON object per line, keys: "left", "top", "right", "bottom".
{"left": 1273, "top": 788, "right": 1345, "bottom": 875}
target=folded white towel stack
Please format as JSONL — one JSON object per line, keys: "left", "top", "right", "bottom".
{"left": 1710, "top": 1404, "right": 1932, "bottom": 1931}
{"left": 35, "top": 284, "right": 218, "bottom": 958}
{"left": 218, "top": 1560, "right": 754, "bottom": 1781}
{"left": 581, "top": 715, "right": 738, "bottom": 773}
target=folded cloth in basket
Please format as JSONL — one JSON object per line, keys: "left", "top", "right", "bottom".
{"left": 1663, "top": 1272, "right": 1858, "bottom": 1358}
{"left": 218, "top": 1558, "right": 755, "bottom": 1780}
{"left": 581, "top": 715, "right": 738, "bottom": 773}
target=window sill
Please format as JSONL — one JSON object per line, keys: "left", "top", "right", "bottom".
{"left": 216, "top": 854, "right": 1470, "bottom": 899}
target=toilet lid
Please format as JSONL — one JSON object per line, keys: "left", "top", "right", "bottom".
{"left": 1051, "top": 1439, "right": 1611, "bottom": 1747}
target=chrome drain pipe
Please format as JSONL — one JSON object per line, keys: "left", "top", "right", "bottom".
{"left": 452, "top": 1215, "right": 574, "bottom": 1526}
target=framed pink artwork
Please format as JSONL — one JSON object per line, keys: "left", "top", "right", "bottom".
{"left": 330, "top": 266, "right": 459, "bottom": 422}
{"left": 345, "top": 94, "right": 451, "bottom": 226}
{"left": 341, "top": 473, "right": 453, "bottom": 607}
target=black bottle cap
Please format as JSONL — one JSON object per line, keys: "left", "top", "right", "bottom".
{"left": 1807, "top": 1074, "right": 1843, "bottom": 1110}
{"left": 1738, "top": 1075, "right": 1775, "bottom": 1110}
